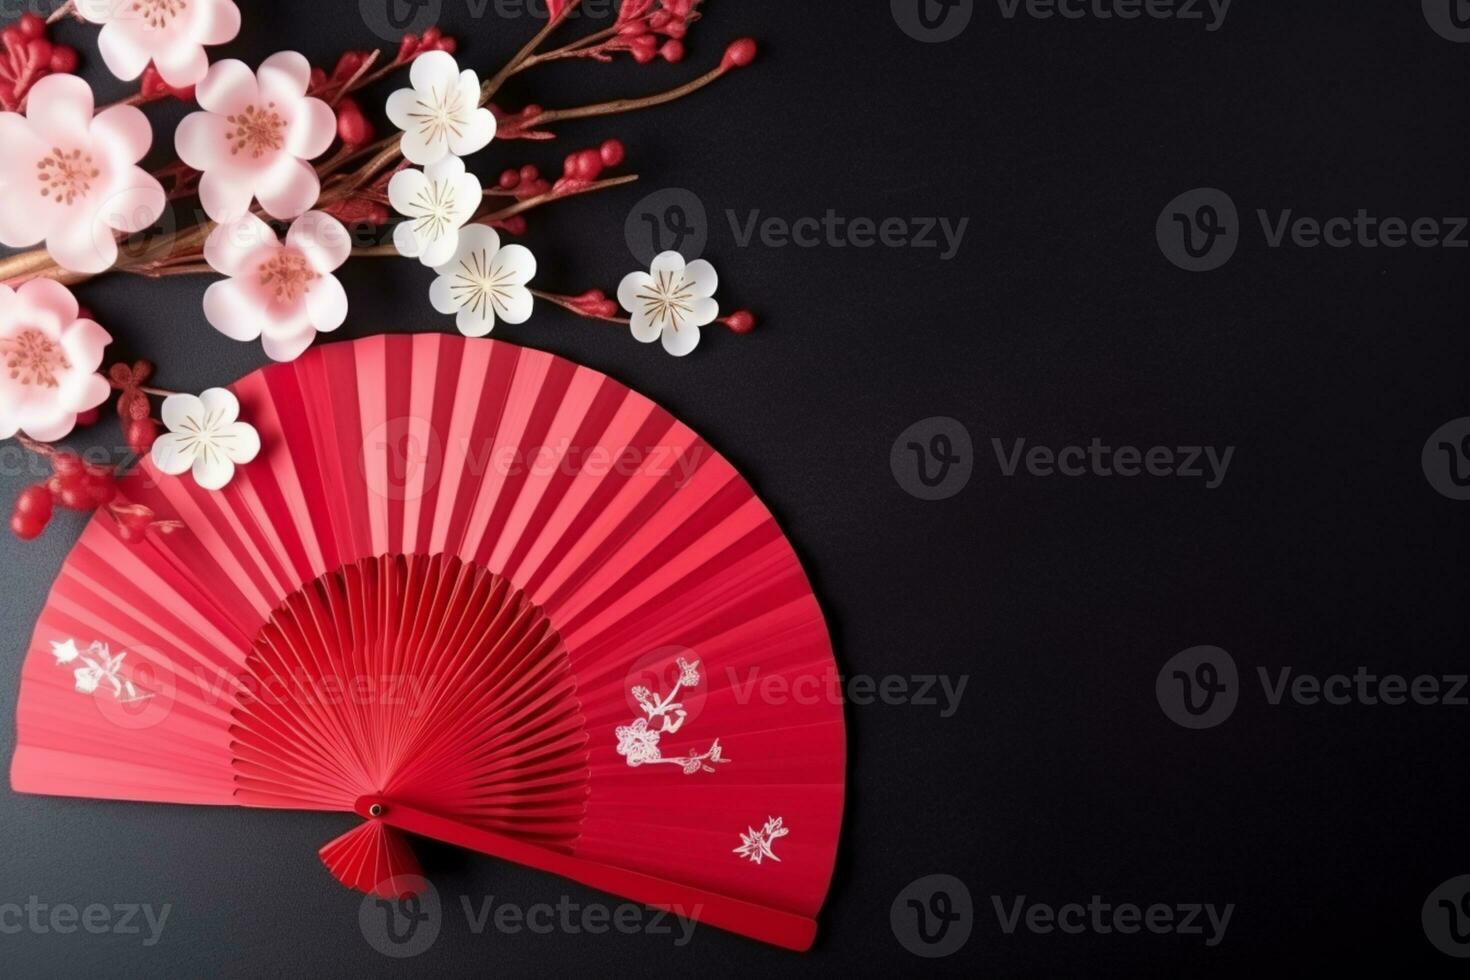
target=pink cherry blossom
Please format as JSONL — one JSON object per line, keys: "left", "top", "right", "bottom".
{"left": 0, "top": 74, "right": 165, "bottom": 274}
{"left": 0, "top": 279, "right": 112, "bottom": 442}
{"left": 202, "top": 210, "right": 351, "bottom": 362}
{"left": 77, "top": 0, "right": 242, "bottom": 89}
{"left": 175, "top": 52, "right": 338, "bottom": 222}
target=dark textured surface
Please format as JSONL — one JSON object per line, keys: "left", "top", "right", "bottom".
{"left": 2, "top": 0, "right": 1469, "bottom": 975}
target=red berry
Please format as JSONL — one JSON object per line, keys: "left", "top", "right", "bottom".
{"left": 599, "top": 139, "right": 626, "bottom": 168}
{"left": 15, "top": 485, "right": 53, "bottom": 523}
{"left": 336, "top": 98, "right": 372, "bottom": 146}
{"left": 126, "top": 417, "right": 158, "bottom": 457}
{"left": 50, "top": 451, "right": 84, "bottom": 478}
{"left": 659, "top": 40, "right": 685, "bottom": 63}
{"left": 56, "top": 485, "right": 93, "bottom": 511}
{"left": 436, "top": 37, "right": 457, "bottom": 55}
{"left": 74, "top": 407, "right": 100, "bottom": 428}
{"left": 499, "top": 169, "right": 520, "bottom": 190}
{"left": 723, "top": 310, "right": 757, "bottom": 335}
{"left": 26, "top": 37, "right": 51, "bottom": 67}
{"left": 520, "top": 165, "right": 540, "bottom": 183}
{"left": 499, "top": 216, "right": 526, "bottom": 236}
{"left": 83, "top": 467, "right": 117, "bottom": 507}
{"left": 1, "top": 27, "right": 23, "bottom": 51}
{"left": 722, "top": 38, "right": 758, "bottom": 70}
{"left": 17, "top": 12, "right": 44, "bottom": 40}
{"left": 49, "top": 45, "right": 78, "bottom": 75}
{"left": 10, "top": 512, "right": 45, "bottom": 541}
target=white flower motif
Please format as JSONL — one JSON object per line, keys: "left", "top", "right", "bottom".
{"left": 389, "top": 155, "right": 482, "bottom": 267}
{"left": 614, "top": 718, "right": 662, "bottom": 767}
{"left": 150, "top": 388, "right": 261, "bottom": 490}
{"left": 77, "top": 0, "right": 242, "bottom": 89}
{"left": 203, "top": 210, "right": 351, "bottom": 361}
{"left": 429, "top": 225, "right": 535, "bottom": 337}
{"left": 677, "top": 657, "right": 701, "bottom": 688}
{"left": 51, "top": 639, "right": 82, "bottom": 664}
{"left": 733, "top": 817, "right": 789, "bottom": 865}
{"left": 617, "top": 251, "right": 719, "bottom": 357}
{"left": 385, "top": 51, "right": 497, "bottom": 166}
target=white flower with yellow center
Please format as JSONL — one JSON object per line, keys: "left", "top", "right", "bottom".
{"left": 385, "top": 51, "right": 496, "bottom": 167}
{"left": 617, "top": 251, "right": 719, "bottom": 357}
{"left": 151, "top": 388, "right": 261, "bottom": 491}
{"left": 429, "top": 225, "right": 536, "bottom": 337}
{"left": 389, "top": 155, "right": 482, "bottom": 268}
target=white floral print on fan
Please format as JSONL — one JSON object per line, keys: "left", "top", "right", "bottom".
{"left": 614, "top": 656, "right": 729, "bottom": 775}
{"left": 734, "top": 817, "right": 788, "bottom": 865}
{"left": 51, "top": 639, "right": 153, "bottom": 704}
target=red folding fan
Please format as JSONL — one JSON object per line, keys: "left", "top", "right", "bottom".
{"left": 9, "top": 335, "right": 844, "bottom": 951}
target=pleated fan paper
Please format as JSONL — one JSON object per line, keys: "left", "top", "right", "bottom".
{"left": 10, "top": 335, "right": 844, "bottom": 951}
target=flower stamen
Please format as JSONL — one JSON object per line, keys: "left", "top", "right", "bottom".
{"left": 36, "top": 148, "right": 100, "bottom": 206}
{"left": 225, "top": 103, "right": 286, "bottom": 159}
{"left": 0, "top": 329, "right": 71, "bottom": 388}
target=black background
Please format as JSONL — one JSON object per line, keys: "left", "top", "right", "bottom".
{"left": 3, "top": 0, "right": 1470, "bottom": 975}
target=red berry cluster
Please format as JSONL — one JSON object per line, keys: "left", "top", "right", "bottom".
{"left": 10, "top": 452, "right": 117, "bottom": 541}
{"left": 497, "top": 140, "right": 626, "bottom": 202}
{"left": 397, "top": 26, "right": 457, "bottom": 63}
{"left": 566, "top": 289, "right": 622, "bottom": 320}
{"left": 0, "top": 13, "right": 78, "bottom": 111}
{"left": 336, "top": 96, "right": 374, "bottom": 147}
{"left": 614, "top": 0, "right": 703, "bottom": 64}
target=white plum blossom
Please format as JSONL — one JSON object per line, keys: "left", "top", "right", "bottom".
{"left": 386, "top": 51, "right": 497, "bottom": 166}
{"left": 77, "top": 0, "right": 242, "bottom": 88}
{"left": 429, "top": 225, "right": 535, "bottom": 337}
{"left": 175, "top": 52, "right": 337, "bottom": 222}
{"left": 203, "top": 210, "right": 351, "bottom": 361}
{"left": 151, "top": 388, "right": 261, "bottom": 491}
{"left": 617, "top": 251, "right": 719, "bottom": 357}
{"left": 390, "top": 155, "right": 482, "bottom": 267}
{"left": 0, "top": 74, "right": 165, "bottom": 274}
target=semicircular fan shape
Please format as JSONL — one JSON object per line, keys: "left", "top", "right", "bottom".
{"left": 9, "top": 335, "right": 844, "bottom": 950}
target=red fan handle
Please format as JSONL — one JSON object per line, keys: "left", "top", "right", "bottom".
{"left": 354, "top": 796, "right": 818, "bottom": 952}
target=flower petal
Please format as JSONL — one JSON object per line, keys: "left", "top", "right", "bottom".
{"left": 47, "top": 215, "right": 117, "bottom": 275}
{"left": 199, "top": 0, "right": 243, "bottom": 45}
{"left": 287, "top": 211, "right": 351, "bottom": 273}
{"left": 492, "top": 243, "right": 536, "bottom": 286}
{"left": 219, "top": 421, "right": 261, "bottom": 464}
{"left": 161, "top": 393, "right": 204, "bottom": 431}
{"left": 197, "top": 168, "right": 256, "bottom": 222}
{"left": 456, "top": 304, "right": 495, "bottom": 338}
{"left": 618, "top": 271, "right": 653, "bottom": 314}
{"left": 174, "top": 110, "right": 227, "bottom": 172}
{"left": 304, "top": 274, "right": 348, "bottom": 334}
{"left": 661, "top": 322, "right": 701, "bottom": 357}
{"left": 448, "top": 104, "right": 496, "bottom": 159}
{"left": 650, "top": 250, "right": 688, "bottom": 281}
{"left": 205, "top": 213, "right": 277, "bottom": 277}
{"left": 687, "top": 295, "right": 720, "bottom": 328}
{"left": 682, "top": 259, "right": 719, "bottom": 299}
{"left": 19, "top": 278, "right": 80, "bottom": 326}
{"left": 255, "top": 156, "right": 320, "bottom": 220}
{"left": 196, "top": 59, "right": 258, "bottom": 116}
{"left": 26, "top": 74, "right": 94, "bottom": 146}
{"left": 628, "top": 308, "right": 661, "bottom": 344}
{"left": 491, "top": 283, "right": 533, "bottom": 325}
{"left": 198, "top": 387, "right": 241, "bottom": 426}
{"left": 203, "top": 279, "right": 266, "bottom": 342}
{"left": 98, "top": 168, "right": 166, "bottom": 234}
{"left": 94, "top": 22, "right": 150, "bottom": 80}
{"left": 286, "top": 96, "right": 337, "bottom": 161}
{"left": 257, "top": 51, "right": 311, "bottom": 102}
{"left": 393, "top": 221, "right": 422, "bottom": 259}
{"left": 387, "top": 167, "right": 428, "bottom": 216}
{"left": 418, "top": 227, "right": 459, "bottom": 268}
{"left": 150, "top": 433, "right": 195, "bottom": 475}
{"left": 261, "top": 327, "right": 317, "bottom": 363}
{"left": 90, "top": 105, "right": 153, "bottom": 164}
{"left": 409, "top": 50, "right": 461, "bottom": 93}
{"left": 192, "top": 453, "right": 236, "bottom": 491}
{"left": 153, "top": 44, "right": 210, "bottom": 89}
